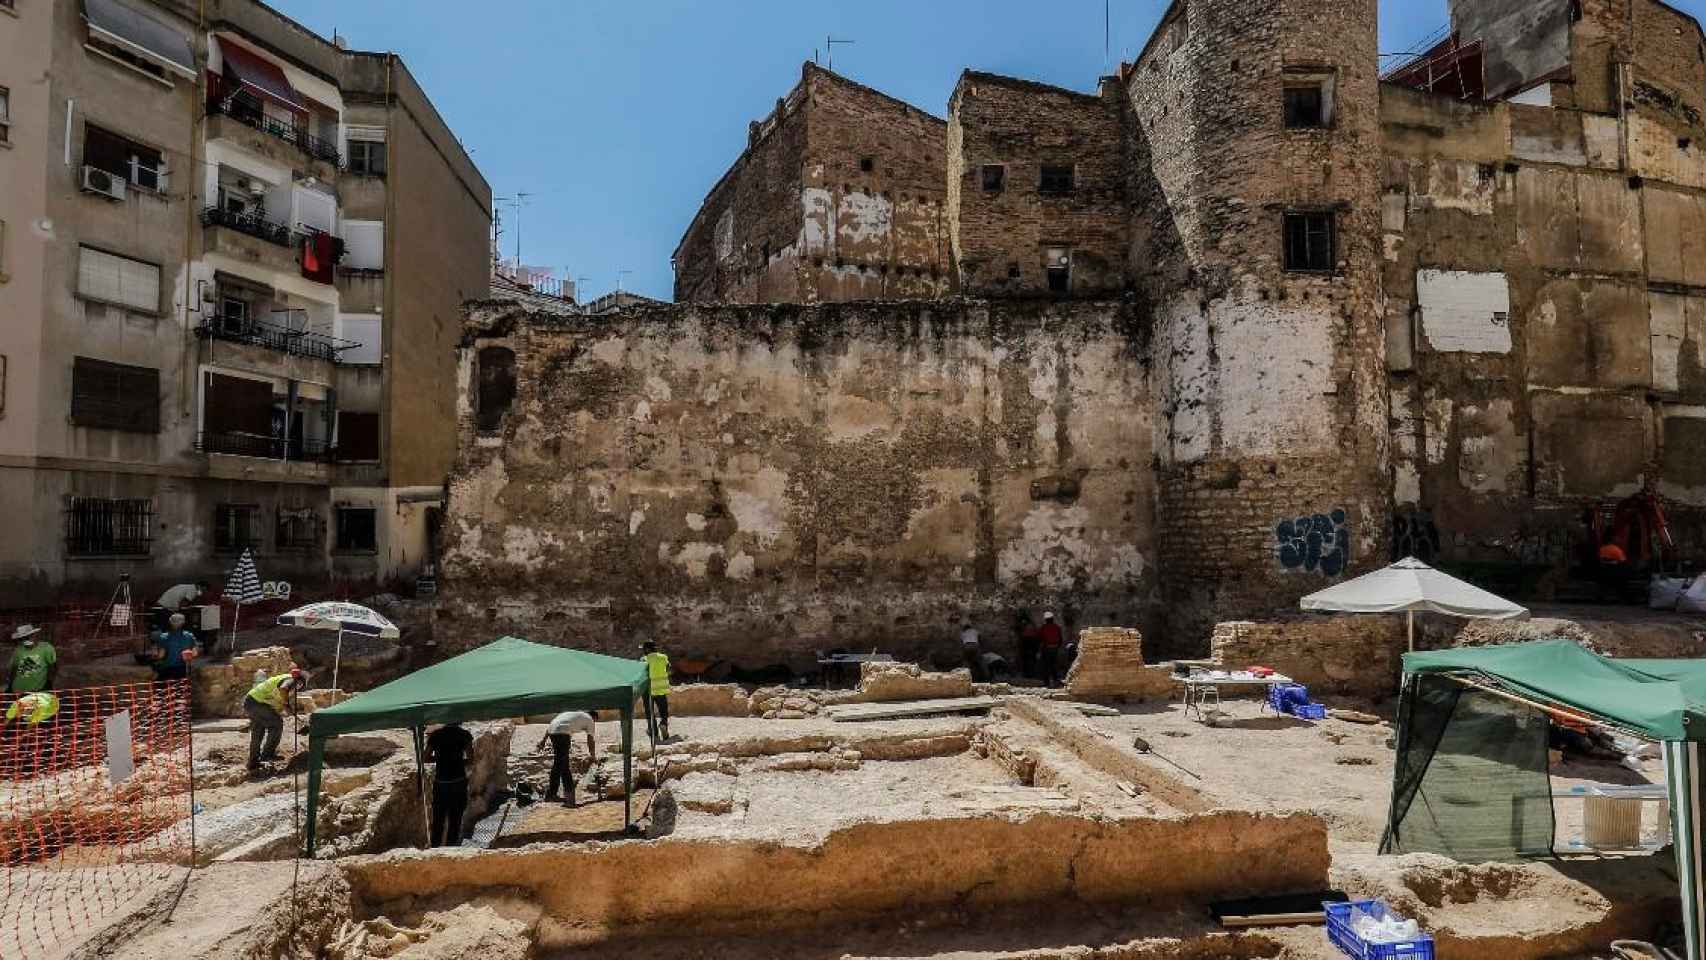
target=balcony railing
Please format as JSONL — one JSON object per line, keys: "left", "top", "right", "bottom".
{"left": 201, "top": 205, "right": 293, "bottom": 247}
{"left": 196, "top": 316, "right": 361, "bottom": 363}
{"left": 196, "top": 431, "right": 335, "bottom": 463}
{"left": 208, "top": 93, "right": 342, "bottom": 167}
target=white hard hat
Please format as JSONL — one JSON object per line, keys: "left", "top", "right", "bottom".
{"left": 1043, "top": 611, "right": 1055, "bottom": 620}
{"left": 11, "top": 624, "right": 41, "bottom": 641}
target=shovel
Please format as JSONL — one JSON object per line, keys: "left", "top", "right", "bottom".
{"left": 1132, "top": 734, "right": 1202, "bottom": 780}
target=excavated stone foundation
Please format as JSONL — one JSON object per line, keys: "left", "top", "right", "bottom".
{"left": 341, "top": 809, "right": 1329, "bottom": 949}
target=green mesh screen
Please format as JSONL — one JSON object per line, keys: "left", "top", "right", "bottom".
{"left": 1382, "top": 674, "right": 1555, "bottom": 862}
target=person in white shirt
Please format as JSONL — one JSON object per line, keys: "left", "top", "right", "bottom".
{"left": 157, "top": 582, "right": 208, "bottom": 611}
{"left": 536, "top": 711, "right": 597, "bottom": 806}
{"left": 959, "top": 620, "right": 988, "bottom": 682}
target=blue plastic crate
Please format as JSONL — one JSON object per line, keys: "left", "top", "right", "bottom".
{"left": 1294, "top": 702, "right": 1328, "bottom": 720}
{"left": 1324, "top": 900, "right": 1435, "bottom": 960}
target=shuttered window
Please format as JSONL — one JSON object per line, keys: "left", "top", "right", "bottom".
{"left": 71, "top": 357, "right": 160, "bottom": 433}
{"left": 341, "top": 220, "right": 384, "bottom": 270}
{"left": 77, "top": 246, "right": 161, "bottom": 313}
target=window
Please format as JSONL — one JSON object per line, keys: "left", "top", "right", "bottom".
{"left": 1045, "top": 247, "right": 1071, "bottom": 294}
{"left": 71, "top": 357, "right": 160, "bottom": 433}
{"left": 981, "top": 164, "right": 1005, "bottom": 192}
{"left": 217, "top": 296, "right": 250, "bottom": 334}
{"left": 83, "top": 125, "right": 165, "bottom": 190}
{"left": 336, "top": 506, "right": 378, "bottom": 553}
{"left": 1284, "top": 85, "right": 1325, "bottom": 128}
{"left": 77, "top": 246, "right": 161, "bottom": 313}
{"left": 1284, "top": 212, "right": 1337, "bottom": 272}
{"left": 1039, "top": 165, "right": 1075, "bottom": 195}
{"left": 341, "top": 220, "right": 384, "bottom": 271}
{"left": 1169, "top": 12, "right": 1189, "bottom": 53}
{"left": 213, "top": 503, "right": 260, "bottom": 553}
{"left": 336, "top": 410, "right": 380, "bottom": 461}
{"left": 87, "top": 34, "right": 169, "bottom": 82}
{"left": 1282, "top": 69, "right": 1335, "bottom": 129}
{"left": 276, "top": 506, "right": 322, "bottom": 551}
{"left": 858, "top": 155, "right": 874, "bottom": 173}
{"left": 0, "top": 87, "right": 10, "bottom": 144}
{"left": 347, "top": 139, "right": 386, "bottom": 176}
{"left": 65, "top": 496, "right": 153, "bottom": 557}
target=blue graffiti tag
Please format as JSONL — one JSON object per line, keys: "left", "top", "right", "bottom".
{"left": 1276, "top": 509, "right": 1350, "bottom": 576}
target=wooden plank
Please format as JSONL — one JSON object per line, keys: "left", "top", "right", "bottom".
{"left": 1218, "top": 912, "right": 1326, "bottom": 928}
{"left": 825, "top": 696, "right": 1002, "bottom": 722}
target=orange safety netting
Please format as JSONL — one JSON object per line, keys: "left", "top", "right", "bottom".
{"left": 1, "top": 680, "right": 194, "bottom": 959}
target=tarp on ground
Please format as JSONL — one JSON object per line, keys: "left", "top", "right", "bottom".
{"left": 303, "top": 636, "right": 651, "bottom": 854}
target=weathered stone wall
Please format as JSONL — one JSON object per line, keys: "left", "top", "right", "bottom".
{"left": 1125, "top": 0, "right": 1392, "bottom": 647}
{"left": 445, "top": 298, "right": 1157, "bottom": 666}
{"left": 1380, "top": 4, "right": 1706, "bottom": 577}
{"left": 948, "top": 72, "right": 1129, "bottom": 297}
{"left": 1209, "top": 615, "right": 1407, "bottom": 698}
{"left": 343, "top": 809, "right": 1328, "bottom": 948}
{"left": 673, "top": 63, "right": 950, "bottom": 304}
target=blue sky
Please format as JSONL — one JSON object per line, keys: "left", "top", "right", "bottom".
{"left": 268, "top": 0, "right": 1696, "bottom": 301}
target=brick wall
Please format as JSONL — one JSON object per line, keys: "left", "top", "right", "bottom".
{"left": 673, "top": 64, "right": 950, "bottom": 304}
{"left": 1210, "top": 615, "right": 1406, "bottom": 698}
{"left": 948, "top": 72, "right": 1129, "bottom": 297}
{"left": 1125, "top": 0, "right": 1392, "bottom": 648}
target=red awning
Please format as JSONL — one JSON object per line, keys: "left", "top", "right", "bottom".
{"left": 217, "top": 38, "right": 307, "bottom": 113}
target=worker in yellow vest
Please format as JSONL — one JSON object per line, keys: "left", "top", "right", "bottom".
{"left": 245, "top": 668, "right": 304, "bottom": 772}
{"left": 641, "top": 641, "right": 671, "bottom": 742}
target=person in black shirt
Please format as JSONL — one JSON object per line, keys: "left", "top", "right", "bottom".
{"left": 425, "top": 721, "right": 475, "bottom": 847}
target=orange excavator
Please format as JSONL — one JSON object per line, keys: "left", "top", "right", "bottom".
{"left": 1581, "top": 489, "right": 1678, "bottom": 600}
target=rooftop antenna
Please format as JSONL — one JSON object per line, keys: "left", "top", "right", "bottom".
{"left": 616, "top": 269, "right": 633, "bottom": 295}
{"left": 826, "top": 36, "right": 854, "bottom": 72}
{"left": 1104, "top": 0, "right": 1111, "bottom": 75}
{"left": 510, "top": 191, "right": 532, "bottom": 267}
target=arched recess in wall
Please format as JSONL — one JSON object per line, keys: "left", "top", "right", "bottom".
{"left": 476, "top": 346, "right": 516, "bottom": 435}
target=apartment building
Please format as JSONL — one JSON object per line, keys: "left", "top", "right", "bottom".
{"left": 0, "top": 0, "right": 491, "bottom": 604}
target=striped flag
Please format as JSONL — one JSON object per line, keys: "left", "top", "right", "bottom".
{"left": 224, "top": 548, "right": 263, "bottom": 605}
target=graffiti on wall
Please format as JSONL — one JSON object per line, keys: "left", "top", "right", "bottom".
{"left": 1276, "top": 510, "right": 1350, "bottom": 576}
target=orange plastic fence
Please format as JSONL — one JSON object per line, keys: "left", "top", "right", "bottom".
{"left": 1, "top": 680, "right": 193, "bottom": 958}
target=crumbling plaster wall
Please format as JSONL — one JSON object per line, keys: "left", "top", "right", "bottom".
{"left": 1123, "top": 0, "right": 1392, "bottom": 647}
{"left": 1381, "top": 59, "right": 1706, "bottom": 570}
{"left": 948, "top": 72, "right": 1130, "bottom": 297}
{"left": 673, "top": 64, "right": 950, "bottom": 305}
{"left": 444, "top": 299, "right": 1156, "bottom": 666}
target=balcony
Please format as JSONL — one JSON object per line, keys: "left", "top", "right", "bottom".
{"left": 207, "top": 94, "right": 341, "bottom": 168}
{"left": 202, "top": 205, "right": 292, "bottom": 246}
{"left": 196, "top": 316, "right": 360, "bottom": 363}
{"left": 196, "top": 430, "right": 335, "bottom": 463}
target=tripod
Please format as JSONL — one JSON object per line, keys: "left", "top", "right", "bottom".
{"left": 90, "top": 573, "right": 141, "bottom": 658}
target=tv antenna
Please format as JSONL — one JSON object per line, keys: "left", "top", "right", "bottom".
{"left": 495, "top": 192, "right": 531, "bottom": 267}
{"left": 616, "top": 269, "right": 633, "bottom": 295}
{"left": 826, "top": 35, "right": 854, "bottom": 71}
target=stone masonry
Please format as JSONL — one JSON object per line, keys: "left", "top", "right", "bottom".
{"left": 673, "top": 63, "right": 950, "bottom": 305}
{"left": 948, "top": 72, "right": 1130, "bottom": 297}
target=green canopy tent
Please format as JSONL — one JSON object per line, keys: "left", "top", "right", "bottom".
{"left": 302, "top": 636, "right": 653, "bottom": 856}
{"left": 1384, "top": 640, "right": 1706, "bottom": 960}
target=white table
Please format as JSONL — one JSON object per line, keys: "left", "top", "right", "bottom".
{"left": 1174, "top": 671, "right": 1294, "bottom": 722}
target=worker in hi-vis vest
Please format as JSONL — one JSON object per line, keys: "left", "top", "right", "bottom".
{"left": 641, "top": 641, "right": 671, "bottom": 741}
{"left": 245, "top": 668, "right": 304, "bottom": 772}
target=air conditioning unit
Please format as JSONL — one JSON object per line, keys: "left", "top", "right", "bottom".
{"left": 81, "top": 166, "right": 127, "bottom": 202}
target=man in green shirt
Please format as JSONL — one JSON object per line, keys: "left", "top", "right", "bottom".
{"left": 6, "top": 625, "right": 56, "bottom": 694}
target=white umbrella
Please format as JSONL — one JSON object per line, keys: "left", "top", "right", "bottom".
{"left": 223, "top": 548, "right": 263, "bottom": 654}
{"left": 275, "top": 601, "right": 399, "bottom": 694}
{"left": 1300, "top": 556, "right": 1527, "bottom": 651}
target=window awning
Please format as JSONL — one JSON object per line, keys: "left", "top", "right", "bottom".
{"left": 216, "top": 37, "right": 307, "bottom": 113}
{"left": 83, "top": 0, "right": 196, "bottom": 80}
